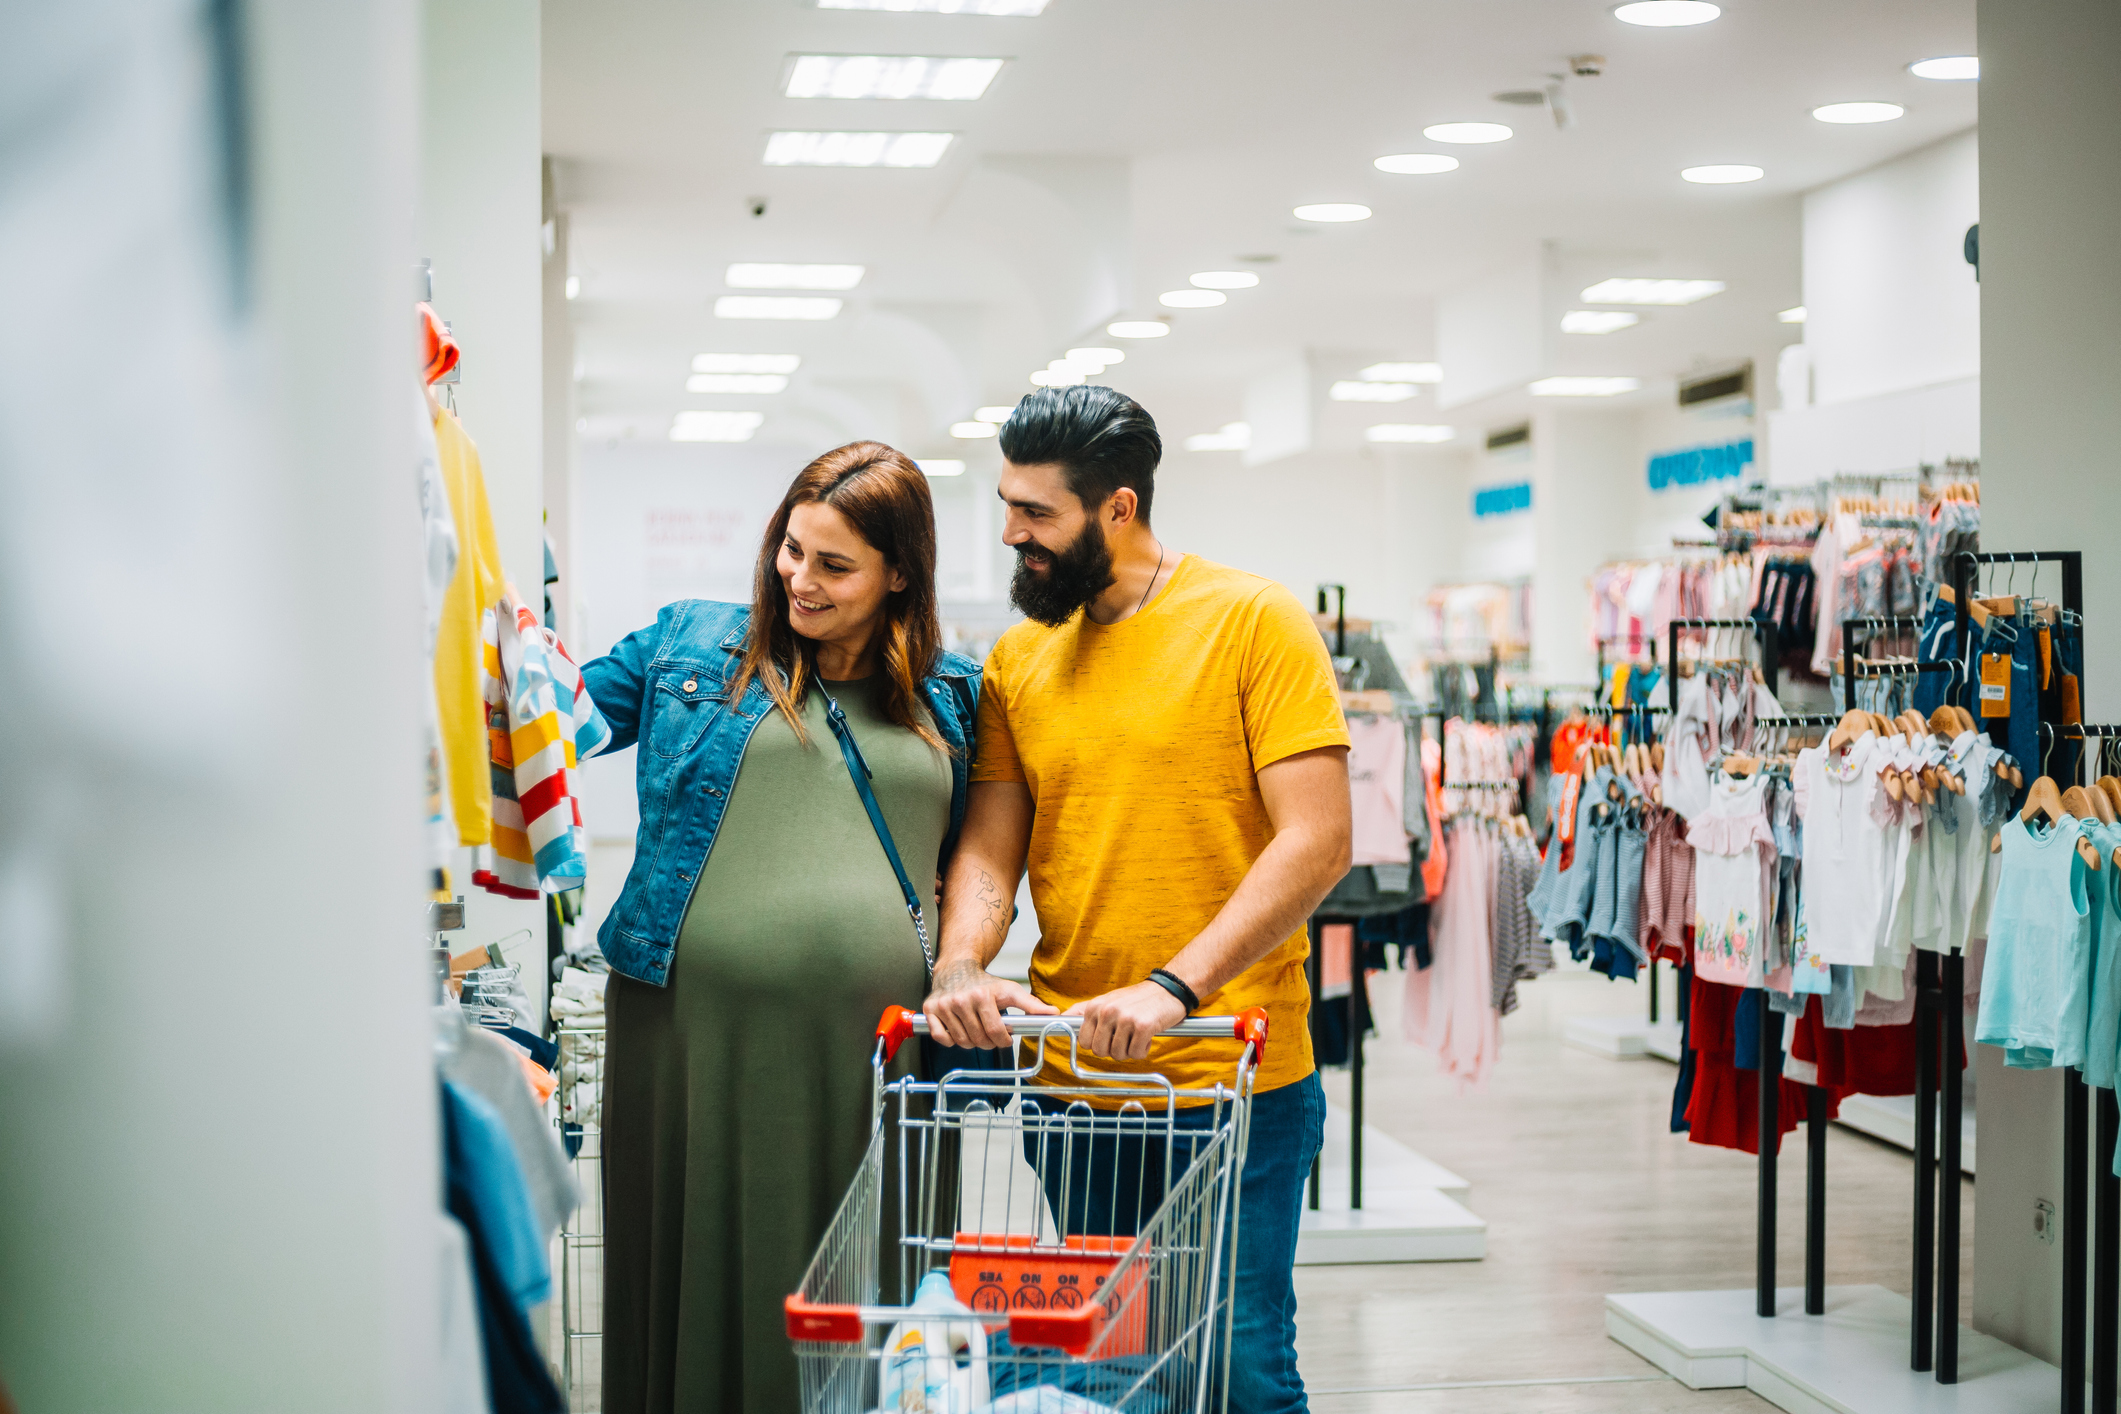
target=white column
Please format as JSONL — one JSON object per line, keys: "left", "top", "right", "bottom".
{"left": 420, "top": 0, "right": 549, "bottom": 1023}
{"left": 0, "top": 2, "right": 438, "bottom": 1408}
{"left": 1971, "top": 0, "right": 2121, "bottom": 1366}
{"left": 1529, "top": 409, "right": 1640, "bottom": 687}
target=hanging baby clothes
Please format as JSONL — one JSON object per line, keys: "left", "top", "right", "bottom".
{"left": 1976, "top": 814, "right": 2094, "bottom": 1070}
{"left": 1794, "top": 734, "right": 1896, "bottom": 966}
{"left": 1348, "top": 712, "right": 1413, "bottom": 867}
{"left": 474, "top": 591, "right": 613, "bottom": 898}
{"left": 1404, "top": 821, "right": 1500, "bottom": 1089}
{"left": 1660, "top": 669, "right": 1782, "bottom": 821}
{"left": 1690, "top": 771, "right": 1778, "bottom": 986}
{"left": 1638, "top": 802, "right": 1695, "bottom": 965}
{"left": 433, "top": 404, "right": 509, "bottom": 848}
{"left": 1489, "top": 830, "right": 1553, "bottom": 1014}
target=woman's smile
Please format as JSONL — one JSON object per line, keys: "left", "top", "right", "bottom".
{"left": 791, "top": 594, "right": 833, "bottom": 616}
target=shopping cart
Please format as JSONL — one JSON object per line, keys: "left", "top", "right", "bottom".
{"left": 785, "top": 1004, "right": 1270, "bottom": 1414}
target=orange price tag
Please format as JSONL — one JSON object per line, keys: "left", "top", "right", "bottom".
{"left": 1979, "top": 653, "right": 2012, "bottom": 719}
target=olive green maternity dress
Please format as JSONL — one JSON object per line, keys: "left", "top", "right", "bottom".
{"left": 603, "top": 675, "right": 949, "bottom": 1414}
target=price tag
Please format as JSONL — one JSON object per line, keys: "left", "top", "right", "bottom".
{"left": 1980, "top": 652, "right": 2012, "bottom": 718}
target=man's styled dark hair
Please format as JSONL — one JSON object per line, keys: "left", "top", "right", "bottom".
{"left": 999, "top": 385, "right": 1163, "bottom": 522}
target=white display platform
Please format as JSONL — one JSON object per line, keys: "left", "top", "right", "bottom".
{"left": 1295, "top": 1102, "right": 1486, "bottom": 1265}
{"left": 1607, "top": 1285, "right": 2064, "bottom": 1413}
{"left": 1834, "top": 1094, "right": 1978, "bottom": 1176}
{"left": 1564, "top": 1014, "right": 1684, "bottom": 1060}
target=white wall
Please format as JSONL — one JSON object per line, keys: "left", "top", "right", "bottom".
{"left": 1803, "top": 129, "right": 1980, "bottom": 407}
{"left": 1972, "top": 0, "right": 2121, "bottom": 1366}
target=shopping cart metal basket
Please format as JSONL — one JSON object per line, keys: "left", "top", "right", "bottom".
{"left": 785, "top": 1004, "right": 1270, "bottom": 1414}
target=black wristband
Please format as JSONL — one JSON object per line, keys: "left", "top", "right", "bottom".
{"left": 1147, "top": 968, "right": 1200, "bottom": 1015}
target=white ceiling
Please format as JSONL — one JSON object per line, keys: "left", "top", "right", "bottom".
{"left": 545, "top": 0, "right": 1977, "bottom": 461}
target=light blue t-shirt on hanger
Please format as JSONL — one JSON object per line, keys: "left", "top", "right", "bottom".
{"left": 1976, "top": 815, "right": 2093, "bottom": 1070}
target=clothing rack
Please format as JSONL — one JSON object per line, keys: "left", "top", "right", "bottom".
{"left": 2063, "top": 722, "right": 2121, "bottom": 1414}
{"left": 1950, "top": 550, "right": 2089, "bottom": 1399}
{"left": 1837, "top": 615, "right": 1967, "bottom": 1372}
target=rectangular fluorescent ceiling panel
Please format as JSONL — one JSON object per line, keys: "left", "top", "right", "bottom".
{"left": 693, "top": 354, "right": 801, "bottom": 374}
{"left": 1183, "top": 423, "right": 1251, "bottom": 452}
{"left": 726, "top": 263, "right": 864, "bottom": 290}
{"left": 1579, "top": 278, "right": 1725, "bottom": 305}
{"left": 1560, "top": 310, "right": 1641, "bottom": 334}
{"left": 715, "top": 296, "right": 842, "bottom": 320}
{"left": 917, "top": 459, "right": 967, "bottom": 477}
{"left": 785, "top": 55, "right": 1006, "bottom": 101}
{"left": 686, "top": 373, "right": 789, "bottom": 394}
{"left": 1358, "top": 362, "right": 1442, "bottom": 383}
{"left": 1529, "top": 376, "right": 1642, "bottom": 397}
{"left": 670, "top": 411, "right": 765, "bottom": 442}
{"left": 763, "top": 131, "right": 954, "bottom": 167}
{"left": 1366, "top": 424, "right": 1455, "bottom": 443}
{"left": 1329, "top": 380, "right": 1417, "bottom": 402}
{"left": 819, "top": 0, "right": 1047, "bottom": 11}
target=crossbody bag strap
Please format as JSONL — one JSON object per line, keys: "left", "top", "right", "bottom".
{"left": 824, "top": 694, "right": 934, "bottom": 973}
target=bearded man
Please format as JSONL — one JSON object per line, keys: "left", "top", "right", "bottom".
{"left": 922, "top": 384, "right": 1353, "bottom": 1414}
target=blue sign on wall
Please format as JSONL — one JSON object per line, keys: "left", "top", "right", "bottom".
{"left": 1647, "top": 438, "right": 1754, "bottom": 491}
{"left": 1472, "top": 481, "right": 1533, "bottom": 517}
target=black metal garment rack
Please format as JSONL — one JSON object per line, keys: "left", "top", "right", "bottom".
{"left": 1947, "top": 550, "right": 2097, "bottom": 1402}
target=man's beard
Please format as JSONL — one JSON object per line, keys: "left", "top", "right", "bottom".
{"left": 1009, "top": 520, "right": 1115, "bottom": 627}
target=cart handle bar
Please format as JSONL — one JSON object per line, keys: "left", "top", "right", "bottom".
{"left": 785, "top": 1293, "right": 1105, "bottom": 1356}
{"left": 876, "top": 1004, "right": 1268, "bottom": 1068}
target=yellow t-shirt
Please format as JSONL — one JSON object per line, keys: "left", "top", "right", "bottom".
{"left": 433, "top": 407, "right": 507, "bottom": 847}
{"left": 973, "top": 555, "right": 1350, "bottom": 1099}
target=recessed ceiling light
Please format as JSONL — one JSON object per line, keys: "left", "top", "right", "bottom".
{"left": 1812, "top": 101, "right": 1905, "bottom": 124}
{"left": 1030, "top": 369, "right": 1085, "bottom": 386}
{"left": 1184, "top": 423, "right": 1251, "bottom": 452}
{"left": 1361, "top": 362, "right": 1443, "bottom": 382}
{"left": 1330, "top": 381, "right": 1418, "bottom": 403}
{"left": 715, "top": 296, "right": 842, "bottom": 320}
{"left": 950, "top": 420, "right": 998, "bottom": 438}
{"left": 1581, "top": 277, "right": 1725, "bottom": 305}
{"left": 1107, "top": 320, "right": 1170, "bottom": 339}
{"left": 1560, "top": 310, "right": 1641, "bottom": 334}
{"left": 1190, "top": 271, "right": 1259, "bottom": 289}
{"left": 694, "top": 353, "right": 802, "bottom": 374}
{"left": 1374, "top": 153, "right": 1460, "bottom": 175}
{"left": 1613, "top": 1, "right": 1721, "bottom": 26}
{"left": 974, "top": 404, "right": 1017, "bottom": 421}
{"left": 1681, "top": 164, "right": 1765, "bottom": 184}
{"left": 1910, "top": 55, "right": 1978, "bottom": 81}
{"left": 917, "top": 459, "right": 967, "bottom": 477}
{"left": 819, "top": 0, "right": 1047, "bottom": 12}
{"left": 1292, "top": 203, "right": 1372, "bottom": 223}
{"left": 1529, "top": 376, "right": 1641, "bottom": 397}
{"left": 670, "top": 410, "right": 765, "bottom": 442}
{"left": 1423, "top": 122, "right": 1513, "bottom": 144}
{"left": 564, "top": 275, "right": 580, "bottom": 300}
{"left": 725, "top": 263, "right": 864, "bottom": 290}
{"left": 1067, "top": 347, "right": 1123, "bottom": 365}
{"left": 784, "top": 55, "right": 1005, "bottom": 101}
{"left": 1366, "top": 424, "right": 1456, "bottom": 443}
{"left": 1049, "top": 356, "right": 1104, "bottom": 377}
{"left": 1778, "top": 306, "right": 1807, "bottom": 324}
{"left": 762, "top": 131, "right": 954, "bottom": 167}
{"left": 1160, "top": 289, "right": 1227, "bottom": 308}
{"left": 686, "top": 373, "right": 790, "bottom": 394}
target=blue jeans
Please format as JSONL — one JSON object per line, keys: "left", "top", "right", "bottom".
{"left": 1024, "top": 1069, "right": 1325, "bottom": 1413}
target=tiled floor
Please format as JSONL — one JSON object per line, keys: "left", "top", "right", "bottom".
{"left": 1296, "top": 965, "right": 1975, "bottom": 1410}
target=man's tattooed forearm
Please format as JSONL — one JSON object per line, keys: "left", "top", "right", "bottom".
{"left": 975, "top": 869, "right": 1008, "bottom": 944}
{"left": 935, "top": 958, "right": 984, "bottom": 991}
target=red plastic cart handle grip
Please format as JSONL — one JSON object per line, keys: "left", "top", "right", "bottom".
{"left": 784, "top": 1296, "right": 864, "bottom": 1344}
{"left": 877, "top": 1004, "right": 917, "bottom": 1062}
{"left": 1233, "top": 1005, "right": 1269, "bottom": 1067}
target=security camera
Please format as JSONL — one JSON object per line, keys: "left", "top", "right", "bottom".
{"left": 747, "top": 197, "right": 768, "bottom": 219}
{"left": 1570, "top": 54, "right": 1605, "bottom": 77}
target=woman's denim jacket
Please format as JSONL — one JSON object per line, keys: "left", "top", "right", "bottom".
{"left": 580, "top": 599, "right": 981, "bottom": 987}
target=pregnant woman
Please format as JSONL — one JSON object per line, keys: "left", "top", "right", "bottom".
{"left": 582, "top": 442, "right": 980, "bottom": 1413}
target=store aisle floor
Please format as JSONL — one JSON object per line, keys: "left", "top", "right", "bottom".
{"left": 1297, "top": 967, "right": 1976, "bottom": 1410}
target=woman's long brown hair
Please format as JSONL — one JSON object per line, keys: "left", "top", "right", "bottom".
{"left": 726, "top": 441, "right": 948, "bottom": 751}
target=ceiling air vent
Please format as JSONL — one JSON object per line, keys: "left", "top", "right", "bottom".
{"left": 1485, "top": 422, "right": 1530, "bottom": 453}
{"left": 1678, "top": 362, "right": 1753, "bottom": 409}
